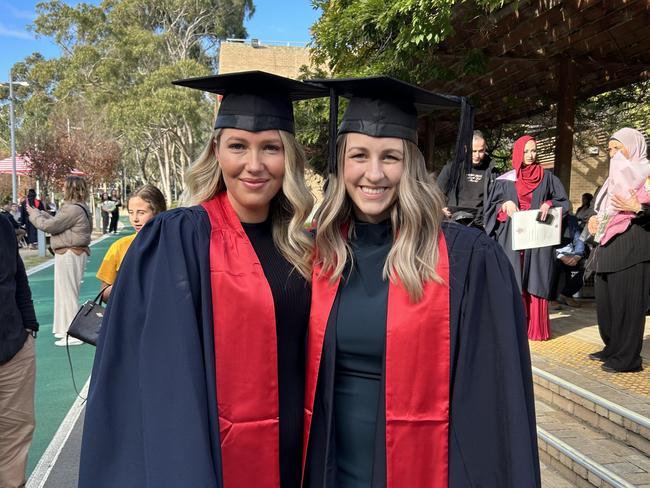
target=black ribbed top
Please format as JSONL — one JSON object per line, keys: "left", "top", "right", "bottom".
{"left": 242, "top": 220, "right": 310, "bottom": 488}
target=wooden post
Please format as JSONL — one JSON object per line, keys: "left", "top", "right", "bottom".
{"left": 422, "top": 115, "right": 436, "bottom": 172}
{"left": 554, "top": 56, "right": 577, "bottom": 195}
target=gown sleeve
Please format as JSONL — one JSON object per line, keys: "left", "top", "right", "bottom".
{"left": 436, "top": 163, "right": 451, "bottom": 199}
{"left": 483, "top": 179, "right": 510, "bottom": 238}
{"left": 79, "top": 207, "right": 223, "bottom": 488}
{"left": 549, "top": 173, "right": 571, "bottom": 213}
{"left": 448, "top": 230, "right": 541, "bottom": 488}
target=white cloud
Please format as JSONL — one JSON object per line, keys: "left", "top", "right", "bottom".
{"left": 0, "top": 23, "right": 35, "bottom": 40}
{"left": 1, "top": 3, "right": 36, "bottom": 21}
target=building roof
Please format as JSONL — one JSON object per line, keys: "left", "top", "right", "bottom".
{"left": 426, "top": 0, "right": 650, "bottom": 128}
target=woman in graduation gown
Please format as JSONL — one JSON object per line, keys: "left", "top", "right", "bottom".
{"left": 79, "top": 71, "right": 326, "bottom": 488}
{"left": 484, "top": 135, "right": 570, "bottom": 340}
{"left": 302, "top": 77, "right": 541, "bottom": 488}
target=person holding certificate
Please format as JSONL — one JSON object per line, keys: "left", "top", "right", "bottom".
{"left": 485, "top": 135, "right": 570, "bottom": 340}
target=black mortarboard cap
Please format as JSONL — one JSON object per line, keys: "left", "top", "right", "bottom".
{"left": 172, "top": 70, "right": 327, "bottom": 134}
{"left": 307, "top": 76, "right": 474, "bottom": 182}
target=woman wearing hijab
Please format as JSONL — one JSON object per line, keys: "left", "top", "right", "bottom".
{"left": 79, "top": 71, "right": 325, "bottom": 488}
{"left": 586, "top": 128, "right": 650, "bottom": 373}
{"left": 302, "top": 77, "right": 540, "bottom": 488}
{"left": 484, "top": 135, "right": 570, "bottom": 340}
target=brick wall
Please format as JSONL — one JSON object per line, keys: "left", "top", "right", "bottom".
{"left": 537, "top": 131, "right": 610, "bottom": 209}
{"left": 219, "top": 42, "right": 311, "bottom": 78}
{"left": 568, "top": 150, "right": 608, "bottom": 209}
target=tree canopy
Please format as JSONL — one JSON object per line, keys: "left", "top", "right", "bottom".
{"left": 310, "top": 0, "right": 507, "bottom": 83}
{"left": 3, "top": 0, "right": 254, "bottom": 204}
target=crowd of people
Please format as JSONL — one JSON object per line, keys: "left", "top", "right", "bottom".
{"left": 0, "top": 69, "right": 648, "bottom": 488}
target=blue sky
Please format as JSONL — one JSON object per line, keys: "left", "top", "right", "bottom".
{"left": 0, "top": 0, "right": 321, "bottom": 81}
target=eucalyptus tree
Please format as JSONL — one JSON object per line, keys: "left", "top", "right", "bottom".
{"left": 18, "top": 0, "right": 253, "bottom": 202}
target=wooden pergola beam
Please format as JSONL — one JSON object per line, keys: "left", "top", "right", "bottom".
{"left": 554, "top": 57, "right": 577, "bottom": 191}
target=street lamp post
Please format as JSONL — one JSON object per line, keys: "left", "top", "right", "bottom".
{"left": 4, "top": 72, "right": 29, "bottom": 203}
{"left": 9, "top": 74, "right": 17, "bottom": 203}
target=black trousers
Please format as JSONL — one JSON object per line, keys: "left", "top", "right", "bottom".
{"left": 109, "top": 210, "right": 119, "bottom": 233}
{"left": 595, "top": 261, "right": 650, "bottom": 371}
{"left": 550, "top": 260, "right": 584, "bottom": 300}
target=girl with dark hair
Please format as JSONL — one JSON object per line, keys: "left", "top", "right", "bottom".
{"left": 20, "top": 189, "right": 44, "bottom": 248}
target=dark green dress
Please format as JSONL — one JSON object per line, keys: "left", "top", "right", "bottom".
{"left": 334, "top": 220, "right": 391, "bottom": 487}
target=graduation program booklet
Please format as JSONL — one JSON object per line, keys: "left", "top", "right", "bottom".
{"left": 511, "top": 207, "right": 562, "bottom": 251}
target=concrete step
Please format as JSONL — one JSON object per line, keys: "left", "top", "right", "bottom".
{"left": 541, "top": 459, "right": 577, "bottom": 488}
{"left": 533, "top": 366, "right": 650, "bottom": 458}
{"left": 536, "top": 399, "right": 650, "bottom": 487}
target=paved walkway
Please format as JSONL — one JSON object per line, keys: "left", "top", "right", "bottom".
{"left": 532, "top": 302, "right": 650, "bottom": 401}
{"left": 23, "top": 226, "right": 126, "bottom": 479}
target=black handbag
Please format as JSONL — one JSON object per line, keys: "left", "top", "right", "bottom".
{"left": 67, "top": 288, "right": 108, "bottom": 346}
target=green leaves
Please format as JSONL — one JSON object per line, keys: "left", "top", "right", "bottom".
{"left": 311, "top": 0, "right": 507, "bottom": 83}
{"left": 7, "top": 0, "right": 252, "bottom": 203}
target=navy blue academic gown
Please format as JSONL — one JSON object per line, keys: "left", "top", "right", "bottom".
{"left": 304, "top": 223, "right": 541, "bottom": 487}
{"left": 484, "top": 170, "right": 570, "bottom": 299}
{"left": 79, "top": 207, "right": 224, "bottom": 488}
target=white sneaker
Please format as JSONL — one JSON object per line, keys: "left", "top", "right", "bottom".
{"left": 54, "top": 333, "right": 65, "bottom": 339}
{"left": 54, "top": 337, "right": 84, "bottom": 346}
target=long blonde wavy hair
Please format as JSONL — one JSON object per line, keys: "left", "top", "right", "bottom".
{"left": 314, "top": 133, "right": 446, "bottom": 301}
{"left": 181, "top": 128, "right": 314, "bottom": 280}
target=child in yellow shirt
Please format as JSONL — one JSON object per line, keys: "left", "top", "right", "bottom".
{"left": 96, "top": 184, "right": 167, "bottom": 301}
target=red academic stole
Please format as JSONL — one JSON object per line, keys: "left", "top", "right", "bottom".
{"left": 303, "top": 232, "right": 451, "bottom": 487}
{"left": 202, "top": 192, "right": 281, "bottom": 488}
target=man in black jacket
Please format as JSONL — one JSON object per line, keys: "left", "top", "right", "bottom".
{"left": 437, "top": 130, "right": 498, "bottom": 227}
{"left": 0, "top": 213, "right": 39, "bottom": 488}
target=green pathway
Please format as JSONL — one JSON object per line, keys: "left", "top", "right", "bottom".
{"left": 26, "top": 226, "right": 130, "bottom": 475}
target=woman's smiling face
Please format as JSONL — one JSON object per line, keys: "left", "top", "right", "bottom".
{"left": 342, "top": 132, "right": 405, "bottom": 223}
{"left": 216, "top": 128, "right": 285, "bottom": 223}
{"left": 522, "top": 139, "right": 537, "bottom": 166}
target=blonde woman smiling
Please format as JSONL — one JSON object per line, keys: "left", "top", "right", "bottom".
{"left": 80, "top": 72, "right": 325, "bottom": 488}
{"left": 302, "top": 77, "right": 540, "bottom": 488}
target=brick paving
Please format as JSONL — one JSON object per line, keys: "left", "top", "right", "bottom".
{"left": 532, "top": 300, "right": 650, "bottom": 487}
{"left": 531, "top": 301, "right": 650, "bottom": 397}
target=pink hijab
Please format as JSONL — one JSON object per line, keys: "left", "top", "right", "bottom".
{"left": 595, "top": 128, "right": 650, "bottom": 244}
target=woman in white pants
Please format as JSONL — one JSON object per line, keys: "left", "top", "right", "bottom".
{"left": 27, "top": 176, "right": 92, "bottom": 345}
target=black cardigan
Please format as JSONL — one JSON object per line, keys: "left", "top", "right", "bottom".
{"left": 0, "top": 214, "right": 39, "bottom": 364}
